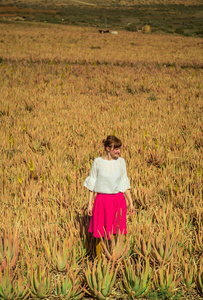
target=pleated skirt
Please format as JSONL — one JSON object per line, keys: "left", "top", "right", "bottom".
{"left": 89, "top": 192, "right": 127, "bottom": 239}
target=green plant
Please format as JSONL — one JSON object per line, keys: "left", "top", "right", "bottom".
{"left": 149, "top": 287, "right": 182, "bottom": 299}
{"left": 44, "top": 234, "right": 74, "bottom": 272}
{"left": 196, "top": 258, "right": 203, "bottom": 295}
{"left": 152, "top": 262, "right": 181, "bottom": 299}
{"left": 0, "top": 229, "right": 19, "bottom": 270}
{"left": 182, "top": 260, "right": 196, "bottom": 289}
{"left": 194, "top": 225, "right": 203, "bottom": 255}
{"left": 0, "top": 263, "right": 29, "bottom": 300}
{"left": 147, "top": 94, "right": 157, "bottom": 101}
{"left": 53, "top": 238, "right": 74, "bottom": 272}
{"left": 72, "top": 239, "right": 87, "bottom": 267}
{"left": 13, "top": 272, "right": 30, "bottom": 299}
{"left": 131, "top": 223, "right": 152, "bottom": 259}
{"left": 85, "top": 256, "right": 118, "bottom": 299}
{"left": 150, "top": 227, "right": 179, "bottom": 266}
{"left": 30, "top": 262, "right": 52, "bottom": 299}
{"left": 100, "top": 231, "right": 130, "bottom": 262}
{"left": 55, "top": 271, "right": 84, "bottom": 299}
{"left": 122, "top": 257, "right": 151, "bottom": 299}
{"left": 0, "top": 264, "right": 16, "bottom": 300}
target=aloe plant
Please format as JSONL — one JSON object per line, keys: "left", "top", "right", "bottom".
{"left": 150, "top": 228, "right": 178, "bottom": 266}
{"left": 182, "top": 260, "right": 197, "bottom": 289}
{"left": 0, "top": 229, "right": 19, "bottom": 270}
{"left": 53, "top": 238, "right": 74, "bottom": 272}
{"left": 14, "top": 274, "right": 30, "bottom": 299}
{"left": 196, "top": 258, "right": 203, "bottom": 295}
{"left": 100, "top": 231, "right": 130, "bottom": 262}
{"left": 132, "top": 224, "right": 152, "bottom": 259}
{"left": 85, "top": 256, "right": 118, "bottom": 299}
{"left": 148, "top": 149, "right": 164, "bottom": 168}
{"left": 133, "top": 188, "right": 152, "bottom": 209}
{"left": 55, "top": 271, "right": 84, "bottom": 299}
{"left": 44, "top": 236, "right": 73, "bottom": 272}
{"left": 122, "top": 257, "right": 151, "bottom": 299}
{"left": 30, "top": 262, "right": 52, "bottom": 299}
{"left": 153, "top": 262, "right": 181, "bottom": 297}
{"left": 0, "top": 264, "right": 15, "bottom": 300}
{"left": 73, "top": 239, "right": 87, "bottom": 263}
{"left": 194, "top": 227, "right": 203, "bottom": 254}
{"left": 0, "top": 263, "right": 29, "bottom": 300}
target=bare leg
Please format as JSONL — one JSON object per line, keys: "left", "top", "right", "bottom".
{"left": 96, "top": 238, "right": 101, "bottom": 262}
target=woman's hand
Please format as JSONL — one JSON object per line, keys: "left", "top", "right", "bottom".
{"left": 124, "top": 189, "right": 135, "bottom": 214}
{"left": 87, "top": 203, "right": 93, "bottom": 216}
{"left": 129, "top": 203, "right": 135, "bottom": 214}
{"left": 87, "top": 191, "right": 94, "bottom": 216}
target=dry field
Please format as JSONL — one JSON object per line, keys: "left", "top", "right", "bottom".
{"left": 0, "top": 22, "right": 203, "bottom": 299}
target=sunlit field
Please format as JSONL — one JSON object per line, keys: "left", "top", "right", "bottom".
{"left": 0, "top": 22, "right": 202, "bottom": 299}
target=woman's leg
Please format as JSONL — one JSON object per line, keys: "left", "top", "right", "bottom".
{"left": 96, "top": 238, "right": 101, "bottom": 261}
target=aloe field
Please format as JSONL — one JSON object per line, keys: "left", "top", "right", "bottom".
{"left": 0, "top": 21, "right": 203, "bottom": 299}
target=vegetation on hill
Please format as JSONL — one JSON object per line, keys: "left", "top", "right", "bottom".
{"left": 0, "top": 0, "right": 203, "bottom": 37}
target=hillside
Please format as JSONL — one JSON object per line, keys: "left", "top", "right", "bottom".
{"left": 0, "top": 0, "right": 203, "bottom": 37}
{"left": 1, "top": 0, "right": 203, "bottom": 6}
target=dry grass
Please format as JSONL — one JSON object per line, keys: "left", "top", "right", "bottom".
{"left": 0, "top": 22, "right": 202, "bottom": 299}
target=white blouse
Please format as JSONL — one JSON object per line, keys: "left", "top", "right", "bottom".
{"left": 84, "top": 157, "right": 130, "bottom": 194}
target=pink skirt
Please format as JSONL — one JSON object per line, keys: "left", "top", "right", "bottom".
{"left": 89, "top": 192, "right": 127, "bottom": 239}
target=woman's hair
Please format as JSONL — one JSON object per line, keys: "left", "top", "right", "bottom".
{"left": 102, "top": 135, "right": 122, "bottom": 150}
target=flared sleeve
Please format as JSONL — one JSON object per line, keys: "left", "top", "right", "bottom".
{"left": 84, "top": 158, "right": 98, "bottom": 191}
{"left": 120, "top": 158, "right": 131, "bottom": 192}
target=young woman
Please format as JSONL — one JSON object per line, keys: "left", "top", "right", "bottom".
{"left": 84, "top": 135, "right": 135, "bottom": 260}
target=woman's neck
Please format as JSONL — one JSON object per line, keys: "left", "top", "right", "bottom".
{"left": 102, "top": 152, "right": 116, "bottom": 161}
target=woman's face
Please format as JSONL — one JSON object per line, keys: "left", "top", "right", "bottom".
{"left": 108, "top": 146, "right": 121, "bottom": 159}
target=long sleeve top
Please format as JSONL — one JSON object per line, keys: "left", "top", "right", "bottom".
{"left": 84, "top": 157, "right": 130, "bottom": 194}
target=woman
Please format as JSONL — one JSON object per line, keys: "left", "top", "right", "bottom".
{"left": 84, "top": 135, "right": 135, "bottom": 260}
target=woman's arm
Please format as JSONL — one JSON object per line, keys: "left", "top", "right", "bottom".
{"left": 87, "top": 191, "right": 95, "bottom": 216}
{"left": 124, "top": 189, "right": 135, "bottom": 214}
